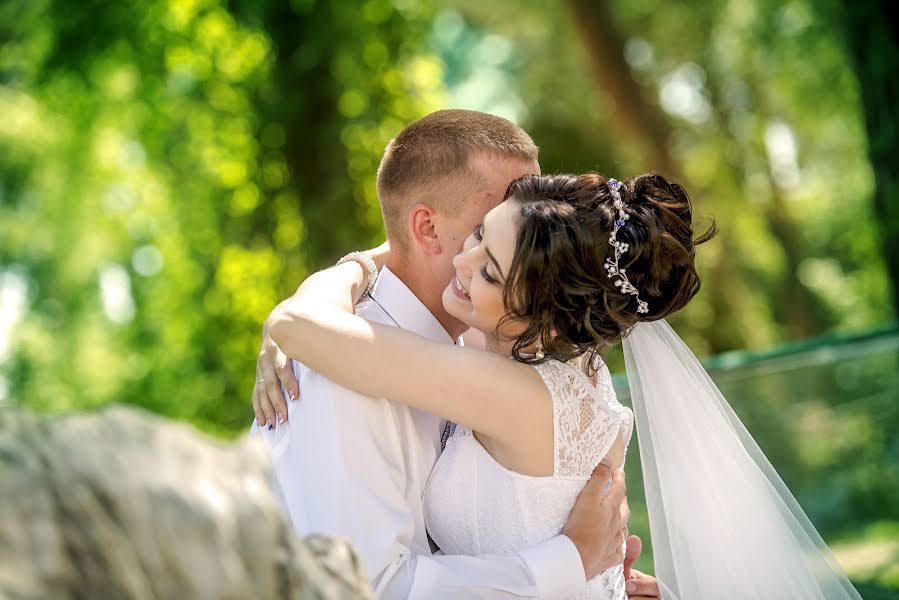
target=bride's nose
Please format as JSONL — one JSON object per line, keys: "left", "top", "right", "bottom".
{"left": 453, "top": 243, "right": 476, "bottom": 273}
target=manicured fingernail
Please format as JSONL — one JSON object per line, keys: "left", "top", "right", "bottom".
{"left": 277, "top": 412, "right": 284, "bottom": 424}
{"left": 288, "top": 390, "right": 295, "bottom": 400}
{"left": 626, "top": 580, "right": 636, "bottom": 593}
{"left": 267, "top": 421, "right": 273, "bottom": 430}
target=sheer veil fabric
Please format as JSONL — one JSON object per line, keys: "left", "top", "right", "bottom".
{"left": 622, "top": 320, "right": 861, "bottom": 599}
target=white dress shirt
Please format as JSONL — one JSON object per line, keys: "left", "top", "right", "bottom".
{"left": 252, "top": 267, "right": 586, "bottom": 599}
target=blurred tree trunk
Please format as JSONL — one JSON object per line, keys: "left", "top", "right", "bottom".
{"left": 702, "top": 71, "right": 820, "bottom": 345}
{"left": 748, "top": 75, "right": 824, "bottom": 338}
{"left": 231, "top": 1, "right": 361, "bottom": 267}
{"left": 763, "top": 185, "right": 819, "bottom": 336}
{"left": 841, "top": 0, "right": 899, "bottom": 317}
{"left": 565, "top": 0, "right": 757, "bottom": 351}
{"left": 565, "top": 0, "right": 678, "bottom": 177}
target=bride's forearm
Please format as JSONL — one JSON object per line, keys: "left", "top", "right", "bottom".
{"left": 274, "top": 261, "right": 366, "bottom": 325}
{"left": 268, "top": 301, "right": 546, "bottom": 445}
{"left": 263, "top": 242, "right": 388, "bottom": 362}
{"left": 266, "top": 241, "right": 389, "bottom": 325}
{"left": 363, "top": 241, "right": 390, "bottom": 275}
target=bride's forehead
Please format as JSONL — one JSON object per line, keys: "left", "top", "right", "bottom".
{"left": 484, "top": 198, "right": 520, "bottom": 230}
{"left": 482, "top": 200, "right": 521, "bottom": 264}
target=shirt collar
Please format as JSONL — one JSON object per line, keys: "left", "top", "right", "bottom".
{"left": 369, "top": 266, "right": 460, "bottom": 346}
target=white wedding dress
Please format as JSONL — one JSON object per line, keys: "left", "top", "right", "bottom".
{"left": 423, "top": 358, "right": 634, "bottom": 599}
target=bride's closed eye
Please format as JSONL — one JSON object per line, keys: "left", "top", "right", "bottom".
{"left": 472, "top": 225, "right": 499, "bottom": 284}
{"left": 480, "top": 265, "right": 498, "bottom": 284}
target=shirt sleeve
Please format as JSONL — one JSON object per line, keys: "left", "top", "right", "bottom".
{"left": 252, "top": 363, "right": 587, "bottom": 600}
{"left": 383, "top": 535, "right": 585, "bottom": 599}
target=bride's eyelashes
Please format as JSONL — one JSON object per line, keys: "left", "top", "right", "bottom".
{"left": 473, "top": 224, "right": 483, "bottom": 241}
{"left": 480, "top": 265, "right": 498, "bottom": 284}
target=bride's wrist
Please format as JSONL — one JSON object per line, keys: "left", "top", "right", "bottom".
{"left": 364, "top": 241, "right": 390, "bottom": 271}
{"left": 336, "top": 251, "right": 379, "bottom": 298}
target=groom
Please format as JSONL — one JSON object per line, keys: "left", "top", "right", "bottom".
{"left": 252, "top": 110, "right": 661, "bottom": 598}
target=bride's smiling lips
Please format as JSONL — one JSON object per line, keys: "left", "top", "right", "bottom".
{"left": 450, "top": 274, "right": 471, "bottom": 301}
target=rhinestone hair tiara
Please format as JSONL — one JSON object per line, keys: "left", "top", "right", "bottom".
{"left": 603, "top": 178, "right": 649, "bottom": 314}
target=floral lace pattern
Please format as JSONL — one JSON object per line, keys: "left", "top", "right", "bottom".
{"left": 533, "top": 359, "right": 623, "bottom": 480}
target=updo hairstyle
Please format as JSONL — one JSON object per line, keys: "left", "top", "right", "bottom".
{"left": 499, "top": 172, "right": 717, "bottom": 372}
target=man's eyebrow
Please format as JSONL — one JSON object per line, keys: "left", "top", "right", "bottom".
{"left": 484, "top": 246, "right": 504, "bottom": 280}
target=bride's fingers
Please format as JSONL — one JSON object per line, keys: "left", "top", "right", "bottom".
{"left": 267, "top": 370, "right": 291, "bottom": 424}
{"left": 256, "top": 352, "right": 282, "bottom": 427}
{"left": 262, "top": 379, "right": 282, "bottom": 426}
{"left": 252, "top": 385, "right": 265, "bottom": 427}
{"left": 255, "top": 383, "right": 274, "bottom": 428}
{"left": 275, "top": 352, "right": 299, "bottom": 404}
{"left": 255, "top": 367, "right": 277, "bottom": 429}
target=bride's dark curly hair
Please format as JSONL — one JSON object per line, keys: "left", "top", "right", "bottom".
{"left": 499, "top": 172, "right": 716, "bottom": 373}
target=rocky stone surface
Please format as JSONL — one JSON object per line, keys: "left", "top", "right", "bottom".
{"left": 0, "top": 406, "right": 372, "bottom": 600}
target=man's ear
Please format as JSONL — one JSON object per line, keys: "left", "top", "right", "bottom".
{"left": 408, "top": 203, "right": 442, "bottom": 255}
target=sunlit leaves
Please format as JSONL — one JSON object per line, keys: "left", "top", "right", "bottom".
{"left": 0, "top": 0, "right": 447, "bottom": 434}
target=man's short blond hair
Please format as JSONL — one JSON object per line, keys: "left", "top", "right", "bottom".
{"left": 376, "top": 109, "right": 538, "bottom": 250}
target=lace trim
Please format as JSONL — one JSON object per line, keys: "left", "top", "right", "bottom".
{"left": 593, "top": 361, "right": 635, "bottom": 449}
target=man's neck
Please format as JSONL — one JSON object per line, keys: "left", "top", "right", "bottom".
{"left": 386, "top": 255, "right": 468, "bottom": 341}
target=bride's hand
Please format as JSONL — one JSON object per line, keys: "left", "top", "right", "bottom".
{"left": 251, "top": 241, "right": 388, "bottom": 429}
{"left": 252, "top": 317, "right": 299, "bottom": 429}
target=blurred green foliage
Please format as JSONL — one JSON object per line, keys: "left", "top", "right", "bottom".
{"left": 1, "top": 0, "right": 897, "bottom": 591}
{"left": 1, "top": 0, "right": 441, "bottom": 433}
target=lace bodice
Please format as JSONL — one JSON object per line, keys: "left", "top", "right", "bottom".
{"left": 423, "top": 358, "right": 634, "bottom": 599}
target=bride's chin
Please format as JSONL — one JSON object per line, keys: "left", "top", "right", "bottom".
{"left": 442, "top": 290, "right": 474, "bottom": 326}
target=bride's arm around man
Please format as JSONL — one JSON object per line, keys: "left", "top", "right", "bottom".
{"left": 250, "top": 110, "right": 661, "bottom": 598}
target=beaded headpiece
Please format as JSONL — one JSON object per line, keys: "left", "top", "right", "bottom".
{"left": 603, "top": 178, "right": 649, "bottom": 314}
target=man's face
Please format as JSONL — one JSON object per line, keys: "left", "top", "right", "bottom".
{"left": 433, "top": 152, "right": 540, "bottom": 290}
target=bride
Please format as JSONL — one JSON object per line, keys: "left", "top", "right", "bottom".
{"left": 268, "top": 172, "right": 861, "bottom": 599}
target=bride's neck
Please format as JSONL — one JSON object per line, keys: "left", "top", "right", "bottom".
{"left": 483, "top": 334, "right": 509, "bottom": 357}
{"left": 483, "top": 331, "right": 540, "bottom": 360}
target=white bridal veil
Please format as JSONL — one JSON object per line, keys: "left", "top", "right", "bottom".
{"left": 622, "top": 320, "right": 862, "bottom": 599}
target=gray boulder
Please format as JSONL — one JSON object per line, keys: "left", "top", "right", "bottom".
{"left": 0, "top": 405, "right": 372, "bottom": 600}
